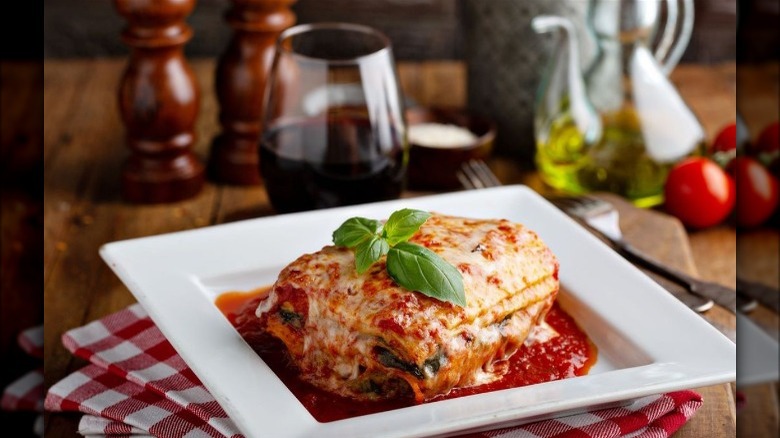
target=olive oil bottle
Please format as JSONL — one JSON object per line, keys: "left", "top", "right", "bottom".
{"left": 533, "top": 3, "right": 705, "bottom": 207}
{"left": 536, "top": 108, "right": 705, "bottom": 208}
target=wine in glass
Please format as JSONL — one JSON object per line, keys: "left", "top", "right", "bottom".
{"left": 260, "top": 23, "right": 408, "bottom": 213}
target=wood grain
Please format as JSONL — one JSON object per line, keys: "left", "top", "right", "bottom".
{"left": 43, "top": 59, "right": 220, "bottom": 437}
{"left": 1, "top": 62, "right": 43, "bottom": 437}
{"left": 40, "top": 59, "right": 755, "bottom": 437}
{"left": 44, "top": 0, "right": 745, "bottom": 63}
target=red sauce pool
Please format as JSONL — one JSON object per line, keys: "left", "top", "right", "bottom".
{"left": 216, "top": 288, "right": 597, "bottom": 423}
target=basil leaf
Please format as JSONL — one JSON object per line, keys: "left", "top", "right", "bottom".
{"left": 383, "top": 209, "right": 431, "bottom": 246}
{"left": 333, "top": 217, "right": 382, "bottom": 248}
{"left": 355, "top": 235, "right": 390, "bottom": 274}
{"left": 386, "top": 242, "right": 466, "bottom": 307}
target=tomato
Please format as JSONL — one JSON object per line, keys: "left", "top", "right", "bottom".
{"left": 709, "top": 123, "right": 738, "bottom": 168}
{"left": 712, "top": 123, "right": 737, "bottom": 153}
{"left": 752, "top": 121, "right": 779, "bottom": 154}
{"left": 751, "top": 121, "right": 779, "bottom": 171}
{"left": 664, "top": 157, "right": 736, "bottom": 229}
{"left": 730, "top": 156, "right": 779, "bottom": 228}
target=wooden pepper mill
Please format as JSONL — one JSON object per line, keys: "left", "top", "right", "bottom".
{"left": 209, "top": 0, "right": 297, "bottom": 185}
{"left": 114, "top": 0, "right": 204, "bottom": 203}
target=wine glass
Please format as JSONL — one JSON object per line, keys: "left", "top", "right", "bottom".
{"left": 259, "top": 23, "right": 408, "bottom": 213}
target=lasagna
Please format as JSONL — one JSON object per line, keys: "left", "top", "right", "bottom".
{"left": 254, "top": 213, "right": 559, "bottom": 402}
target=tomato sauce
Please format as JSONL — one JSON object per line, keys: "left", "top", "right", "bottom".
{"left": 216, "top": 288, "right": 597, "bottom": 423}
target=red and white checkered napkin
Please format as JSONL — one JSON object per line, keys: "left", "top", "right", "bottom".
{"left": 2, "top": 325, "right": 45, "bottom": 436}
{"left": 44, "top": 304, "right": 241, "bottom": 438}
{"left": 45, "top": 305, "right": 703, "bottom": 438}
{"left": 2, "top": 325, "right": 44, "bottom": 411}
{"left": 1, "top": 368, "right": 44, "bottom": 412}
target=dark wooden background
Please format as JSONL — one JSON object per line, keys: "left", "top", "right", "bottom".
{"left": 0, "top": 62, "right": 43, "bottom": 436}
{"left": 44, "top": 0, "right": 739, "bottom": 62}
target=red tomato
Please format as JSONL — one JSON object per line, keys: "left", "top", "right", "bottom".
{"left": 712, "top": 123, "right": 737, "bottom": 153}
{"left": 751, "top": 121, "right": 779, "bottom": 170}
{"left": 753, "top": 121, "right": 779, "bottom": 153}
{"left": 731, "top": 156, "right": 779, "bottom": 228}
{"left": 710, "top": 123, "right": 738, "bottom": 168}
{"left": 664, "top": 157, "right": 736, "bottom": 229}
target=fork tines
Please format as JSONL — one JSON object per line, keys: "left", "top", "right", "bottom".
{"left": 548, "top": 195, "right": 614, "bottom": 218}
{"left": 457, "top": 159, "right": 502, "bottom": 190}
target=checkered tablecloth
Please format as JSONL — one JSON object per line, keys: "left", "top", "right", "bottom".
{"left": 2, "top": 325, "right": 44, "bottom": 436}
{"left": 45, "top": 304, "right": 703, "bottom": 438}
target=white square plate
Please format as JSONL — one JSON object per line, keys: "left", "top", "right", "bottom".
{"left": 101, "top": 186, "right": 736, "bottom": 438}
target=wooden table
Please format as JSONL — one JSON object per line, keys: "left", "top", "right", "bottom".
{"left": 1, "top": 61, "right": 43, "bottom": 437}
{"left": 40, "top": 59, "right": 776, "bottom": 437}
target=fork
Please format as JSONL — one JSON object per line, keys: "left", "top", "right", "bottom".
{"left": 457, "top": 159, "right": 502, "bottom": 190}
{"left": 550, "top": 196, "right": 753, "bottom": 315}
{"left": 457, "top": 160, "right": 747, "bottom": 314}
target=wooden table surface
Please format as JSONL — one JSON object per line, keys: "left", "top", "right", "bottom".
{"left": 40, "top": 59, "right": 777, "bottom": 437}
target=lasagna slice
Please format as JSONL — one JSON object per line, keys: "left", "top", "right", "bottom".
{"left": 255, "top": 213, "right": 559, "bottom": 402}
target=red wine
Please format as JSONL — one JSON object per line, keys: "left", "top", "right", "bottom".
{"left": 260, "top": 117, "right": 407, "bottom": 213}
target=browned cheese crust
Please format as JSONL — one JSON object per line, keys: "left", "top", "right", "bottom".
{"left": 255, "top": 214, "right": 559, "bottom": 402}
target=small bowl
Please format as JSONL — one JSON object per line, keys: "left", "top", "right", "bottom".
{"left": 405, "top": 107, "right": 496, "bottom": 190}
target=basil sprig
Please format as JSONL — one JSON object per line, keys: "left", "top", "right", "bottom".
{"left": 332, "top": 209, "right": 466, "bottom": 307}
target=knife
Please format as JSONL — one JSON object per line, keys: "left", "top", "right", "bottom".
{"left": 737, "top": 277, "right": 780, "bottom": 313}
{"left": 549, "top": 195, "right": 752, "bottom": 315}
{"left": 566, "top": 213, "right": 744, "bottom": 314}
{"left": 616, "top": 241, "right": 739, "bottom": 314}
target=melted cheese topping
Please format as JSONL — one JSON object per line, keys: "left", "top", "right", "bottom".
{"left": 256, "top": 214, "right": 559, "bottom": 401}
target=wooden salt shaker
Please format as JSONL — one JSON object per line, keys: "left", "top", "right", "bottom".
{"left": 209, "top": 0, "right": 297, "bottom": 185}
{"left": 114, "top": 0, "right": 204, "bottom": 203}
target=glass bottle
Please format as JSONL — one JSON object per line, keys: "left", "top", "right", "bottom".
{"left": 534, "top": 0, "right": 705, "bottom": 207}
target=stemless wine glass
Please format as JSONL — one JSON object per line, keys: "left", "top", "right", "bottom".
{"left": 259, "top": 23, "right": 408, "bottom": 213}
